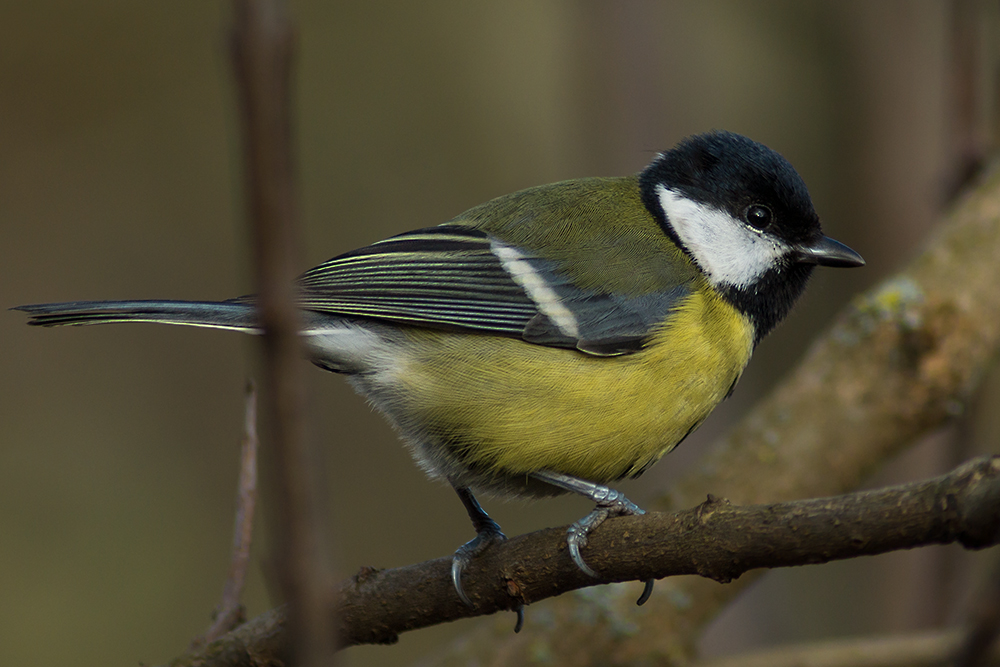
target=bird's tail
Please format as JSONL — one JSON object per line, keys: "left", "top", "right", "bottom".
{"left": 14, "top": 300, "right": 259, "bottom": 333}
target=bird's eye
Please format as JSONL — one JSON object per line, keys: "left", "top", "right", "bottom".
{"left": 744, "top": 204, "right": 773, "bottom": 230}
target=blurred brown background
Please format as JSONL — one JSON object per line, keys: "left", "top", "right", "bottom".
{"left": 2, "top": 2, "right": 996, "bottom": 666}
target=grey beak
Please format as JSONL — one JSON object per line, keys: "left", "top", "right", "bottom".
{"left": 794, "top": 235, "right": 865, "bottom": 268}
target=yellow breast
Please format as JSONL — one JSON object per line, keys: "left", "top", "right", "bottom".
{"left": 388, "top": 284, "right": 754, "bottom": 484}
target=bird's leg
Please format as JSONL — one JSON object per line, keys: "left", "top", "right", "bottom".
{"left": 451, "top": 486, "right": 507, "bottom": 606}
{"left": 531, "top": 470, "right": 655, "bottom": 605}
{"left": 451, "top": 485, "right": 525, "bottom": 631}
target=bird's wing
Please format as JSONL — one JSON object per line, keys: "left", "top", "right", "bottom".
{"left": 292, "top": 225, "right": 691, "bottom": 356}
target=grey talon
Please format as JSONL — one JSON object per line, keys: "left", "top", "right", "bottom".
{"left": 530, "top": 470, "right": 647, "bottom": 579}
{"left": 451, "top": 554, "right": 475, "bottom": 607}
{"left": 567, "top": 535, "right": 599, "bottom": 578}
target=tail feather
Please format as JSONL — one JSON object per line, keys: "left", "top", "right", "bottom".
{"left": 14, "top": 300, "right": 259, "bottom": 332}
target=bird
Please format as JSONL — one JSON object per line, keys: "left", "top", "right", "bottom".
{"left": 17, "top": 130, "right": 864, "bottom": 620}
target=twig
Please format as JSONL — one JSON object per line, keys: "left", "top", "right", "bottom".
{"left": 944, "top": 0, "right": 993, "bottom": 201}
{"left": 231, "top": 1, "right": 336, "bottom": 665}
{"left": 163, "top": 456, "right": 1000, "bottom": 664}
{"left": 192, "top": 383, "right": 260, "bottom": 648}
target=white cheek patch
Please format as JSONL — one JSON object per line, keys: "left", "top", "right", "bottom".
{"left": 491, "top": 241, "right": 580, "bottom": 339}
{"left": 656, "top": 185, "right": 786, "bottom": 289}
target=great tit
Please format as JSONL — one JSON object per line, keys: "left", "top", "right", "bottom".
{"left": 17, "top": 131, "right": 863, "bottom": 613}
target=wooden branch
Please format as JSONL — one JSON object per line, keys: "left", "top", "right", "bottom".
{"left": 163, "top": 455, "right": 1000, "bottom": 665}
{"left": 335, "top": 455, "right": 1000, "bottom": 645}
{"left": 231, "top": 1, "right": 337, "bottom": 665}
{"left": 162, "top": 156, "right": 1000, "bottom": 666}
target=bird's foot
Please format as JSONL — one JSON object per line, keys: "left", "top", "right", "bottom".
{"left": 450, "top": 519, "right": 507, "bottom": 608}
{"left": 451, "top": 486, "right": 525, "bottom": 629}
{"left": 532, "top": 470, "right": 657, "bottom": 605}
{"left": 565, "top": 487, "right": 644, "bottom": 576}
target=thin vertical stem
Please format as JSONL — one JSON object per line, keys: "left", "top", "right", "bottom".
{"left": 231, "top": 1, "right": 337, "bottom": 664}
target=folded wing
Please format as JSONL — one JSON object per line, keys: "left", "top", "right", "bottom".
{"left": 295, "top": 225, "right": 691, "bottom": 356}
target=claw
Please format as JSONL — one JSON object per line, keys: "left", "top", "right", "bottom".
{"left": 566, "top": 515, "right": 602, "bottom": 577}
{"left": 451, "top": 552, "right": 475, "bottom": 608}
{"left": 636, "top": 578, "right": 655, "bottom": 605}
{"left": 450, "top": 525, "right": 506, "bottom": 607}
{"left": 530, "top": 470, "right": 647, "bottom": 581}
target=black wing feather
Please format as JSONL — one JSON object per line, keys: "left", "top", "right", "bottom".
{"left": 296, "top": 226, "right": 538, "bottom": 335}
{"left": 294, "top": 225, "right": 691, "bottom": 354}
